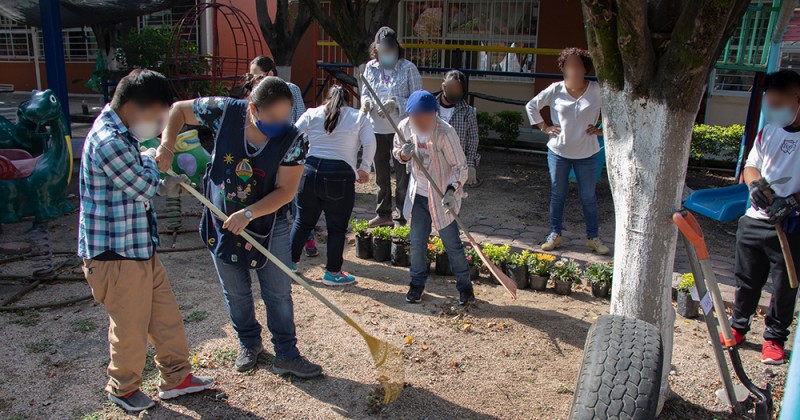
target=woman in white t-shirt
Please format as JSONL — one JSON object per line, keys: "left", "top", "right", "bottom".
{"left": 290, "top": 86, "right": 376, "bottom": 285}
{"left": 525, "top": 48, "right": 609, "bottom": 255}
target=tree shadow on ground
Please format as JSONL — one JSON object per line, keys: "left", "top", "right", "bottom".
{"left": 142, "top": 389, "right": 265, "bottom": 419}
{"left": 659, "top": 392, "right": 753, "bottom": 420}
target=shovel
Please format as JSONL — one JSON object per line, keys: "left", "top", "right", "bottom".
{"left": 360, "top": 74, "right": 517, "bottom": 301}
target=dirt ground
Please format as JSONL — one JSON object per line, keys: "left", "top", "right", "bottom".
{"left": 0, "top": 150, "right": 790, "bottom": 419}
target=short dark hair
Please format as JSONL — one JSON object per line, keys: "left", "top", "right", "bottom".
{"left": 111, "top": 69, "right": 173, "bottom": 109}
{"left": 443, "top": 69, "right": 467, "bottom": 93}
{"left": 557, "top": 48, "right": 593, "bottom": 74}
{"left": 764, "top": 70, "right": 800, "bottom": 93}
{"left": 248, "top": 76, "right": 293, "bottom": 109}
{"left": 250, "top": 55, "right": 277, "bottom": 77}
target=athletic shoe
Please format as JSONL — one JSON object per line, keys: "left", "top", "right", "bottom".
{"left": 322, "top": 271, "right": 356, "bottom": 286}
{"left": 108, "top": 390, "right": 155, "bottom": 412}
{"left": 304, "top": 240, "right": 319, "bottom": 257}
{"left": 369, "top": 215, "right": 393, "bottom": 228}
{"left": 718, "top": 328, "right": 746, "bottom": 347}
{"left": 272, "top": 355, "right": 323, "bottom": 378}
{"left": 406, "top": 285, "right": 424, "bottom": 303}
{"left": 541, "top": 232, "right": 562, "bottom": 251}
{"left": 157, "top": 374, "right": 215, "bottom": 400}
{"left": 587, "top": 238, "right": 610, "bottom": 255}
{"left": 235, "top": 344, "right": 265, "bottom": 372}
{"left": 459, "top": 288, "right": 476, "bottom": 306}
{"left": 290, "top": 262, "right": 299, "bottom": 273}
{"left": 762, "top": 340, "right": 785, "bottom": 365}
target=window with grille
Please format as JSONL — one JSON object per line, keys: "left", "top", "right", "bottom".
{"left": 710, "top": 68, "right": 756, "bottom": 96}
{"left": 0, "top": 17, "right": 33, "bottom": 60}
{"left": 398, "top": 0, "right": 539, "bottom": 78}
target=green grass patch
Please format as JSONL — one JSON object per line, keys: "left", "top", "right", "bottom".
{"left": 9, "top": 312, "right": 39, "bottom": 327}
{"left": 26, "top": 339, "right": 53, "bottom": 354}
{"left": 184, "top": 310, "right": 207, "bottom": 324}
{"left": 71, "top": 318, "right": 98, "bottom": 333}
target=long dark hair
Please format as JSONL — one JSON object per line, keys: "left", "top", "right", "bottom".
{"left": 250, "top": 55, "right": 277, "bottom": 76}
{"left": 249, "top": 76, "right": 293, "bottom": 109}
{"left": 324, "top": 85, "right": 349, "bottom": 133}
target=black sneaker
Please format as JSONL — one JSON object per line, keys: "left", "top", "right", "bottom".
{"left": 406, "top": 285, "right": 424, "bottom": 303}
{"left": 459, "top": 288, "right": 476, "bottom": 306}
{"left": 108, "top": 389, "right": 155, "bottom": 412}
{"left": 272, "top": 355, "right": 323, "bottom": 378}
{"left": 235, "top": 344, "right": 265, "bottom": 372}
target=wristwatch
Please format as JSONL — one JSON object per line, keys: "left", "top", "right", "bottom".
{"left": 243, "top": 208, "right": 254, "bottom": 220}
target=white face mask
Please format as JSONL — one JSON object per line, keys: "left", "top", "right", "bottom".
{"left": 129, "top": 120, "right": 163, "bottom": 142}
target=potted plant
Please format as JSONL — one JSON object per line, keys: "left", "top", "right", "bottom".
{"left": 429, "top": 236, "right": 451, "bottom": 275}
{"left": 585, "top": 261, "right": 613, "bottom": 299}
{"left": 350, "top": 218, "right": 372, "bottom": 259}
{"left": 371, "top": 226, "right": 392, "bottom": 262}
{"left": 527, "top": 253, "right": 555, "bottom": 291}
{"left": 481, "top": 243, "right": 510, "bottom": 284}
{"left": 390, "top": 225, "right": 411, "bottom": 267}
{"left": 550, "top": 258, "right": 581, "bottom": 296}
{"left": 426, "top": 238, "right": 437, "bottom": 273}
{"left": 464, "top": 245, "right": 482, "bottom": 280}
{"left": 506, "top": 250, "right": 531, "bottom": 289}
{"left": 676, "top": 273, "right": 699, "bottom": 319}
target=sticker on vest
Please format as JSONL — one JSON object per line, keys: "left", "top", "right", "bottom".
{"left": 231, "top": 254, "right": 238, "bottom": 263}
{"left": 245, "top": 243, "right": 252, "bottom": 251}
{"left": 224, "top": 153, "right": 234, "bottom": 164}
{"left": 236, "top": 158, "right": 254, "bottom": 182}
{"left": 251, "top": 260, "right": 257, "bottom": 267}
{"left": 208, "top": 237, "right": 215, "bottom": 246}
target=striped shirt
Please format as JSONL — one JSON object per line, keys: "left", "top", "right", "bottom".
{"left": 393, "top": 117, "right": 468, "bottom": 231}
{"left": 78, "top": 105, "right": 160, "bottom": 259}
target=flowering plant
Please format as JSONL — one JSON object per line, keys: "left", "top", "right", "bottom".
{"left": 507, "top": 250, "right": 532, "bottom": 269}
{"left": 550, "top": 258, "right": 582, "bottom": 284}
{"left": 464, "top": 245, "right": 482, "bottom": 268}
{"left": 584, "top": 260, "right": 613, "bottom": 286}
{"left": 528, "top": 253, "right": 556, "bottom": 276}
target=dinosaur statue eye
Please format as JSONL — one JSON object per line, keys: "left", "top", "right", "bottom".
{"left": 49, "top": 95, "right": 57, "bottom": 104}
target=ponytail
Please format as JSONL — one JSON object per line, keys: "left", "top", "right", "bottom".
{"left": 323, "top": 85, "right": 350, "bottom": 134}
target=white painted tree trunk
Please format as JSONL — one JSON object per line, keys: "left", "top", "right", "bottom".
{"left": 601, "top": 86, "right": 697, "bottom": 414}
{"left": 276, "top": 65, "right": 292, "bottom": 83}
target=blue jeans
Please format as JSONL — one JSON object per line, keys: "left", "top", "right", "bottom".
{"left": 409, "top": 195, "right": 472, "bottom": 292}
{"left": 290, "top": 157, "right": 356, "bottom": 272}
{"left": 211, "top": 221, "right": 300, "bottom": 360}
{"left": 547, "top": 149, "right": 600, "bottom": 238}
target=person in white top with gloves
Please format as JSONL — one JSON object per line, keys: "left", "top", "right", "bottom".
{"left": 525, "top": 47, "right": 609, "bottom": 255}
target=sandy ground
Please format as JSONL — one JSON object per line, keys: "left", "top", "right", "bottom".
{"left": 0, "top": 150, "right": 790, "bottom": 419}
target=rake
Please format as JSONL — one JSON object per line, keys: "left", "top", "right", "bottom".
{"left": 360, "top": 74, "right": 517, "bottom": 301}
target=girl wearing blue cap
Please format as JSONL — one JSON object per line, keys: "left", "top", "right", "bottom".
{"left": 392, "top": 90, "right": 473, "bottom": 305}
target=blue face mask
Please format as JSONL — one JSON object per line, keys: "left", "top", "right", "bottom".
{"left": 763, "top": 103, "right": 800, "bottom": 128}
{"left": 254, "top": 120, "right": 289, "bottom": 138}
{"left": 379, "top": 53, "right": 398, "bottom": 68}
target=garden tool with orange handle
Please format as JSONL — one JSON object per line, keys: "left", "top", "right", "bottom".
{"left": 673, "top": 210, "right": 772, "bottom": 420}
{"left": 753, "top": 176, "right": 798, "bottom": 289}
{"left": 165, "top": 170, "right": 405, "bottom": 404}
{"left": 360, "top": 74, "right": 517, "bottom": 301}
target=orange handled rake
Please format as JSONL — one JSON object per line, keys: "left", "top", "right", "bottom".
{"left": 360, "top": 74, "right": 517, "bottom": 301}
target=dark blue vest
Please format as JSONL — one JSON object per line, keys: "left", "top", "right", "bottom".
{"left": 200, "top": 99, "right": 299, "bottom": 268}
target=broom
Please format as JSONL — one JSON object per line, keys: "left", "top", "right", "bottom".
{"left": 360, "top": 74, "right": 517, "bottom": 301}
{"left": 171, "top": 177, "right": 405, "bottom": 404}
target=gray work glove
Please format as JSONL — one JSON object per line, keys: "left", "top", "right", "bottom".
{"left": 361, "top": 99, "right": 373, "bottom": 114}
{"left": 442, "top": 188, "right": 456, "bottom": 211}
{"left": 399, "top": 142, "right": 415, "bottom": 161}
{"left": 377, "top": 99, "right": 397, "bottom": 118}
{"left": 159, "top": 174, "right": 191, "bottom": 197}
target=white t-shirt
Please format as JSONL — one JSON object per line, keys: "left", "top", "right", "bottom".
{"left": 438, "top": 104, "right": 455, "bottom": 123}
{"left": 525, "top": 81, "right": 602, "bottom": 159}
{"left": 744, "top": 124, "right": 800, "bottom": 220}
{"left": 412, "top": 133, "right": 432, "bottom": 197}
{"left": 295, "top": 106, "right": 377, "bottom": 173}
{"left": 370, "top": 69, "right": 400, "bottom": 134}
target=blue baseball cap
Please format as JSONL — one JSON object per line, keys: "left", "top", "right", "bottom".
{"left": 405, "top": 90, "right": 438, "bottom": 115}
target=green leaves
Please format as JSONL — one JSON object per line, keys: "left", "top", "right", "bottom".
{"left": 690, "top": 124, "right": 743, "bottom": 162}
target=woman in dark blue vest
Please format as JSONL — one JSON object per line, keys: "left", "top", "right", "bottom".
{"left": 159, "top": 77, "right": 322, "bottom": 376}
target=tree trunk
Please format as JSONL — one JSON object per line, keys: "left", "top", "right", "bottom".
{"left": 276, "top": 65, "right": 292, "bottom": 83}
{"left": 602, "top": 85, "right": 696, "bottom": 413}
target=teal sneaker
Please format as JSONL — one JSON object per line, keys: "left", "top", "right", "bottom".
{"left": 290, "top": 262, "right": 299, "bottom": 273}
{"left": 322, "top": 271, "right": 356, "bottom": 286}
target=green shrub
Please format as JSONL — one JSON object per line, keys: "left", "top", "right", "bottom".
{"left": 584, "top": 261, "right": 613, "bottom": 286}
{"left": 507, "top": 250, "right": 532, "bottom": 269}
{"left": 476, "top": 111, "right": 495, "bottom": 142}
{"left": 391, "top": 225, "right": 411, "bottom": 242}
{"left": 494, "top": 110, "right": 523, "bottom": 145}
{"left": 677, "top": 273, "right": 695, "bottom": 292}
{"left": 481, "top": 243, "right": 510, "bottom": 266}
{"left": 690, "top": 124, "right": 743, "bottom": 162}
{"left": 372, "top": 226, "right": 391, "bottom": 241}
{"left": 349, "top": 218, "right": 370, "bottom": 238}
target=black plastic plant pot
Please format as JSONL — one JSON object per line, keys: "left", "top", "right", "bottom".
{"left": 435, "top": 253, "right": 452, "bottom": 276}
{"left": 373, "top": 238, "right": 392, "bottom": 262}
{"left": 554, "top": 279, "right": 573, "bottom": 296}
{"left": 506, "top": 264, "right": 529, "bottom": 289}
{"left": 676, "top": 291, "right": 699, "bottom": 319}
{"left": 469, "top": 265, "right": 480, "bottom": 280}
{"left": 488, "top": 262, "right": 507, "bottom": 284}
{"left": 355, "top": 235, "right": 373, "bottom": 259}
{"left": 591, "top": 282, "right": 610, "bottom": 299}
{"left": 529, "top": 274, "right": 549, "bottom": 291}
{"left": 391, "top": 241, "right": 410, "bottom": 267}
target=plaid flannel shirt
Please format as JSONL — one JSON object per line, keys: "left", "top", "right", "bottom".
{"left": 288, "top": 82, "right": 306, "bottom": 124}
{"left": 441, "top": 98, "right": 481, "bottom": 167}
{"left": 77, "top": 105, "right": 160, "bottom": 259}
{"left": 360, "top": 58, "right": 423, "bottom": 122}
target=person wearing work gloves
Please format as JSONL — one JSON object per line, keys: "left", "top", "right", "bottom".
{"left": 361, "top": 26, "right": 423, "bottom": 227}
{"left": 437, "top": 70, "right": 481, "bottom": 186}
{"left": 525, "top": 48, "right": 609, "bottom": 255}
{"left": 78, "top": 69, "right": 213, "bottom": 412}
{"left": 158, "top": 76, "right": 322, "bottom": 377}
{"left": 726, "top": 69, "right": 800, "bottom": 365}
{"left": 392, "top": 90, "right": 473, "bottom": 305}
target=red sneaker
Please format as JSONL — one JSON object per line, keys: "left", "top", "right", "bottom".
{"left": 761, "top": 340, "right": 785, "bottom": 365}
{"left": 157, "top": 374, "right": 214, "bottom": 400}
{"left": 719, "top": 328, "right": 745, "bottom": 347}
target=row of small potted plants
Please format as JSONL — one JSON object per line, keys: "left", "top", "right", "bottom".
{"left": 351, "top": 218, "right": 613, "bottom": 298}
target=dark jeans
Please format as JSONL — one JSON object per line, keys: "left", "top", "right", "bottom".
{"left": 375, "top": 133, "right": 409, "bottom": 223}
{"left": 210, "top": 220, "right": 300, "bottom": 360}
{"left": 547, "top": 149, "right": 600, "bottom": 238}
{"left": 290, "top": 156, "right": 355, "bottom": 272}
{"left": 731, "top": 216, "right": 800, "bottom": 344}
{"left": 409, "top": 195, "right": 472, "bottom": 292}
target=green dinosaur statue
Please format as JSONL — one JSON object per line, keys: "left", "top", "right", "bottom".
{"left": 0, "top": 90, "right": 74, "bottom": 223}
{"left": 140, "top": 129, "right": 210, "bottom": 186}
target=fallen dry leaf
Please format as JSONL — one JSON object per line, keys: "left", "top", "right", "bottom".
{"left": 404, "top": 335, "right": 414, "bottom": 345}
